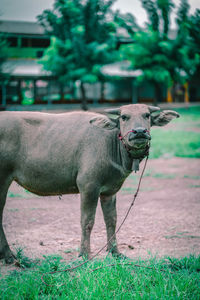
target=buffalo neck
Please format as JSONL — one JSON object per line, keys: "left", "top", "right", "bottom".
{"left": 114, "top": 131, "right": 149, "bottom": 174}
{"left": 111, "top": 130, "right": 133, "bottom": 174}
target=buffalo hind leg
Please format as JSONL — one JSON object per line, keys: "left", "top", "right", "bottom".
{"left": 100, "top": 194, "right": 120, "bottom": 256}
{"left": 79, "top": 190, "right": 99, "bottom": 259}
{"left": 0, "top": 179, "right": 15, "bottom": 264}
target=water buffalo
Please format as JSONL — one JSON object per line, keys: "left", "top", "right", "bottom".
{"left": 0, "top": 104, "right": 179, "bottom": 263}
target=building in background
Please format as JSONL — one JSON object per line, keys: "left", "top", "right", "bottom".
{"left": 0, "top": 20, "right": 199, "bottom": 109}
{"left": 0, "top": 20, "right": 53, "bottom": 107}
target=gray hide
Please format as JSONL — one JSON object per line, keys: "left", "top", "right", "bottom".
{"left": 0, "top": 104, "right": 179, "bottom": 263}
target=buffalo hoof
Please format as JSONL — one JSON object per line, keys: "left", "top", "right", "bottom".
{"left": 78, "top": 251, "right": 90, "bottom": 260}
{"left": 108, "top": 249, "right": 129, "bottom": 260}
{"left": 5, "top": 254, "right": 15, "bottom": 264}
{"left": 0, "top": 253, "right": 16, "bottom": 264}
{"left": 113, "top": 252, "right": 129, "bottom": 260}
{"left": 0, "top": 248, "right": 16, "bottom": 264}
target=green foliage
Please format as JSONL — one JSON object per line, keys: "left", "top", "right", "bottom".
{"left": 123, "top": 30, "right": 173, "bottom": 85}
{"left": 188, "top": 9, "right": 200, "bottom": 77}
{"left": 141, "top": 0, "right": 174, "bottom": 35}
{"left": 188, "top": 9, "right": 200, "bottom": 52}
{"left": 38, "top": 0, "right": 120, "bottom": 109}
{"left": 157, "top": 0, "right": 175, "bottom": 35}
{"left": 0, "top": 255, "right": 199, "bottom": 299}
{"left": 114, "top": 10, "right": 139, "bottom": 36}
{"left": 141, "top": 0, "right": 159, "bottom": 32}
{"left": 38, "top": 0, "right": 119, "bottom": 84}
{"left": 0, "top": 34, "right": 9, "bottom": 84}
{"left": 176, "top": 0, "right": 190, "bottom": 27}
{"left": 0, "top": 35, "right": 8, "bottom": 67}
{"left": 121, "top": 0, "right": 199, "bottom": 100}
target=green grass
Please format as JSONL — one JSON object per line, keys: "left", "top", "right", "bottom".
{"left": 150, "top": 129, "right": 200, "bottom": 158}
{"left": 149, "top": 105, "right": 200, "bottom": 158}
{"left": 183, "top": 175, "right": 200, "bottom": 179}
{"left": 7, "top": 189, "right": 37, "bottom": 199}
{"left": 175, "top": 105, "right": 200, "bottom": 121}
{"left": 0, "top": 253, "right": 200, "bottom": 299}
{"left": 145, "top": 171, "right": 176, "bottom": 179}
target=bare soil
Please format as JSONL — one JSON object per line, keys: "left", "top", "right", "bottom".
{"left": 1, "top": 157, "right": 200, "bottom": 272}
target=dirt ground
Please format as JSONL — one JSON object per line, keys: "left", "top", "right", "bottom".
{"left": 1, "top": 157, "right": 200, "bottom": 272}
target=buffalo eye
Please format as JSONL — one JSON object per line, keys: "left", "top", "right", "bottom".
{"left": 144, "top": 113, "right": 150, "bottom": 119}
{"left": 121, "top": 114, "right": 129, "bottom": 121}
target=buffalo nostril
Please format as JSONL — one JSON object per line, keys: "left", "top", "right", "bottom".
{"left": 132, "top": 128, "right": 148, "bottom": 134}
{"left": 130, "top": 128, "right": 151, "bottom": 140}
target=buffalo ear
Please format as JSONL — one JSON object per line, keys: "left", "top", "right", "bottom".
{"left": 148, "top": 105, "right": 160, "bottom": 113}
{"left": 104, "top": 108, "right": 120, "bottom": 115}
{"left": 151, "top": 110, "right": 180, "bottom": 127}
{"left": 90, "top": 115, "right": 118, "bottom": 130}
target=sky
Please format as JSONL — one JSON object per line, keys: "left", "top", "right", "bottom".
{"left": 0, "top": 0, "right": 199, "bottom": 28}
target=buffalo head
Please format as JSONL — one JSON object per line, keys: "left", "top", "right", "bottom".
{"left": 90, "top": 104, "right": 179, "bottom": 152}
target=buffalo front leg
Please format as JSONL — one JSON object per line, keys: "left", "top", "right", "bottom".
{"left": 79, "top": 190, "right": 99, "bottom": 258}
{"left": 100, "top": 194, "right": 120, "bottom": 256}
{"left": 0, "top": 182, "right": 15, "bottom": 264}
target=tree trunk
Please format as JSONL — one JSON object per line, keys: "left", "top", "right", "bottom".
{"left": 60, "top": 83, "right": 64, "bottom": 102}
{"left": 80, "top": 81, "right": 88, "bottom": 111}
{"left": 154, "top": 82, "right": 162, "bottom": 106}
{"left": 100, "top": 81, "right": 105, "bottom": 101}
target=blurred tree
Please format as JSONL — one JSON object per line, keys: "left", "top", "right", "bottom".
{"left": 121, "top": 0, "right": 198, "bottom": 104}
{"left": 38, "top": 0, "right": 119, "bottom": 110}
{"left": 0, "top": 34, "right": 9, "bottom": 83}
{"left": 175, "top": 1, "right": 200, "bottom": 101}
{"left": 141, "top": 0, "right": 174, "bottom": 35}
{"left": 0, "top": 34, "right": 9, "bottom": 108}
{"left": 187, "top": 9, "right": 200, "bottom": 78}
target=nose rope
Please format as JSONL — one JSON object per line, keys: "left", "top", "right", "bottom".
{"left": 118, "top": 131, "right": 132, "bottom": 152}
{"left": 118, "top": 129, "right": 150, "bottom": 141}
{"left": 118, "top": 129, "right": 150, "bottom": 153}
{"left": 118, "top": 130, "right": 134, "bottom": 141}
{"left": 118, "top": 130, "right": 150, "bottom": 172}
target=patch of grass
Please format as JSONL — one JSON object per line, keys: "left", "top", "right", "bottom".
{"left": 29, "top": 207, "right": 46, "bottom": 211}
{"left": 166, "top": 255, "right": 200, "bottom": 272}
{"left": 149, "top": 106, "right": 200, "bottom": 159}
{"left": 0, "top": 254, "right": 199, "bottom": 299}
{"left": 174, "top": 106, "right": 200, "bottom": 121}
{"left": 14, "top": 247, "right": 37, "bottom": 269}
{"left": 7, "top": 192, "right": 24, "bottom": 198}
{"left": 122, "top": 186, "right": 154, "bottom": 194}
{"left": 130, "top": 170, "right": 176, "bottom": 179}
{"left": 165, "top": 235, "right": 200, "bottom": 239}
{"left": 151, "top": 172, "right": 176, "bottom": 179}
{"left": 7, "top": 190, "right": 37, "bottom": 199}
{"left": 122, "top": 187, "right": 135, "bottom": 193}
{"left": 64, "top": 249, "right": 73, "bottom": 254}
{"left": 150, "top": 129, "right": 200, "bottom": 158}
{"left": 183, "top": 175, "right": 200, "bottom": 179}
{"left": 189, "top": 185, "right": 200, "bottom": 188}
{"left": 7, "top": 208, "right": 19, "bottom": 212}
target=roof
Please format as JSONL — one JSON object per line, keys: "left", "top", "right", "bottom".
{"left": 101, "top": 61, "right": 142, "bottom": 78}
{"left": 0, "top": 20, "right": 177, "bottom": 41}
{"left": 0, "top": 20, "right": 45, "bottom": 36}
{"left": 2, "top": 59, "right": 141, "bottom": 78}
{"left": 2, "top": 59, "right": 51, "bottom": 77}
